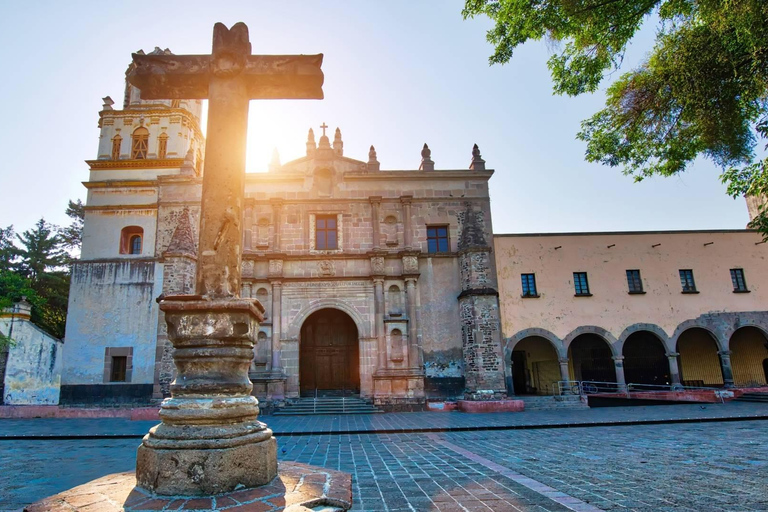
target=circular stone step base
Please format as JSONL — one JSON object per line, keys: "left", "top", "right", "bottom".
{"left": 24, "top": 462, "right": 352, "bottom": 512}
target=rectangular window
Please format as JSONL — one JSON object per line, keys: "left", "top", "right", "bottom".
{"left": 521, "top": 273, "right": 538, "bottom": 297}
{"left": 427, "top": 225, "right": 449, "bottom": 253}
{"left": 679, "top": 269, "right": 697, "bottom": 293}
{"left": 315, "top": 215, "right": 338, "bottom": 250}
{"left": 626, "top": 269, "right": 644, "bottom": 293}
{"left": 110, "top": 356, "right": 127, "bottom": 382}
{"left": 730, "top": 268, "right": 748, "bottom": 292}
{"left": 573, "top": 272, "right": 591, "bottom": 296}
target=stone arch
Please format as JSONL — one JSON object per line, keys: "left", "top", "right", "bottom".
{"left": 563, "top": 326, "right": 619, "bottom": 357}
{"left": 677, "top": 327, "right": 725, "bottom": 387}
{"left": 672, "top": 319, "right": 726, "bottom": 352}
{"left": 505, "top": 328, "right": 564, "bottom": 359}
{"left": 622, "top": 330, "right": 670, "bottom": 386}
{"left": 724, "top": 322, "right": 768, "bottom": 347}
{"left": 617, "top": 323, "right": 672, "bottom": 354}
{"left": 729, "top": 326, "right": 768, "bottom": 387}
{"left": 287, "top": 299, "right": 370, "bottom": 341}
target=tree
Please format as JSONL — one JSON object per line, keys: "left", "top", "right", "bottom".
{"left": 59, "top": 199, "right": 85, "bottom": 254}
{"left": 463, "top": 0, "right": 768, "bottom": 234}
{"left": 0, "top": 225, "right": 17, "bottom": 272}
{"left": 14, "top": 219, "right": 69, "bottom": 338}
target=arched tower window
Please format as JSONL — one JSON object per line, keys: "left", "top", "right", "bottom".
{"left": 157, "top": 133, "right": 169, "bottom": 159}
{"left": 131, "top": 127, "right": 149, "bottom": 159}
{"left": 111, "top": 135, "right": 122, "bottom": 160}
{"left": 120, "top": 226, "right": 144, "bottom": 255}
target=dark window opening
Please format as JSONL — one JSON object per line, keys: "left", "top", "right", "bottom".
{"left": 316, "top": 215, "right": 338, "bottom": 250}
{"left": 427, "top": 226, "right": 449, "bottom": 253}
{"left": 626, "top": 269, "right": 644, "bottom": 293}
{"left": 574, "top": 272, "right": 591, "bottom": 296}
{"left": 730, "top": 268, "right": 748, "bottom": 292}
{"left": 679, "top": 269, "right": 697, "bottom": 293}
{"left": 521, "top": 273, "right": 538, "bottom": 297}
{"left": 110, "top": 356, "right": 127, "bottom": 382}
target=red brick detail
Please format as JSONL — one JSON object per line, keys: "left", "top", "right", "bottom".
{"left": 457, "top": 399, "right": 524, "bottom": 413}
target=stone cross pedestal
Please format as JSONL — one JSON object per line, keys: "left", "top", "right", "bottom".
{"left": 136, "top": 297, "right": 274, "bottom": 495}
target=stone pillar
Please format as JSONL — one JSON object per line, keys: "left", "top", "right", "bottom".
{"left": 558, "top": 358, "right": 571, "bottom": 394}
{"left": 666, "top": 352, "right": 682, "bottom": 389}
{"left": 374, "top": 278, "right": 386, "bottom": 370}
{"left": 138, "top": 298, "right": 276, "bottom": 496}
{"left": 612, "top": 356, "right": 627, "bottom": 390}
{"left": 370, "top": 196, "right": 381, "bottom": 250}
{"left": 718, "top": 350, "right": 735, "bottom": 388}
{"left": 271, "top": 281, "right": 282, "bottom": 370}
{"left": 405, "top": 277, "right": 422, "bottom": 369}
{"left": 244, "top": 203, "right": 253, "bottom": 251}
{"left": 401, "top": 196, "right": 413, "bottom": 249}
{"left": 271, "top": 199, "right": 282, "bottom": 252}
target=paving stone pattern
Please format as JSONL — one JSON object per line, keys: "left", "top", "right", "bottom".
{"left": 2, "top": 417, "right": 768, "bottom": 511}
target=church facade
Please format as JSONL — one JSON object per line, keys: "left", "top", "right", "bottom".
{"left": 58, "top": 55, "right": 768, "bottom": 408}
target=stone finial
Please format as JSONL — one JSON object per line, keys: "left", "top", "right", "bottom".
{"left": 269, "top": 147, "right": 281, "bottom": 172}
{"left": 180, "top": 147, "right": 196, "bottom": 176}
{"left": 367, "top": 145, "right": 380, "bottom": 171}
{"left": 306, "top": 128, "right": 316, "bottom": 156}
{"left": 102, "top": 96, "right": 114, "bottom": 111}
{"left": 333, "top": 127, "right": 343, "bottom": 156}
{"left": 165, "top": 208, "right": 197, "bottom": 257}
{"left": 419, "top": 143, "right": 434, "bottom": 171}
{"left": 469, "top": 143, "right": 486, "bottom": 171}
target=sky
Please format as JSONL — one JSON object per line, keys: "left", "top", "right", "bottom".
{"left": 0, "top": 1, "right": 752, "bottom": 238}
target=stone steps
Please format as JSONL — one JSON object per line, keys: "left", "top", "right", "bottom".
{"left": 734, "top": 392, "right": 768, "bottom": 403}
{"left": 273, "top": 397, "right": 382, "bottom": 416}
{"left": 518, "top": 395, "right": 589, "bottom": 411}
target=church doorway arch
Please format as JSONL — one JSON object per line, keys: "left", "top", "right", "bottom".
{"left": 299, "top": 308, "right": 360, "bottom": 397}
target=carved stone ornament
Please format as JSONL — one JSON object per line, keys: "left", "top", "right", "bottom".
{"left": 403, "top": 255, "right": 419, "bottom": 274}
{"left": 268, "top": 259, "right": 283, "bottom": 277}
{"left": 318, "top": 260, "right": 335, "bottom": 276}
{"left": 371, "top": 256, "right": 385, "bottom": 275}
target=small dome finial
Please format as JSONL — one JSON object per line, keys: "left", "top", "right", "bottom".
{"left": 419, "top": 143, "right": 434, "bottom": 171}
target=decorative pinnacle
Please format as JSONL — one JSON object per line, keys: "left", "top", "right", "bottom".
{"left": 419, "top": 143, "right": 434, "bottom": 171}
{"left": 307, "top": 127, "right": 315, "bottom": 143}
{"left": 333, "top": 127, "right": 343, "bottom": 156}
{"left": 469, "top": 143, "right": 486, "bottom": 171}
{"left": 367, "top": 145, "right": 380, "bottom": 171}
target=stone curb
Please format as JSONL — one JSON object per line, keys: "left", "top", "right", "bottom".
{"left": 2, "top": 413, "right": 767, "bottom": 440}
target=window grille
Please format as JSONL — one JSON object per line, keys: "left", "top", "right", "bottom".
{"left": 730, "top": 268, "right": 748, "bottom": 292}
{"left": 626, "top": 269, "right": 643, "bottom": 293}
{"left": 574, "top": 272, "right": 591, "bottom": 296}
{"left": 521, "top": 273, "right": 538, "bottom": 297}
{"left": 679, "top": 269, "right": 697, "bottom": 293}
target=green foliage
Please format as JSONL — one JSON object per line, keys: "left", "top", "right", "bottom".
{"left": 463, "top": 0, "right": 768, "bottom": 235}
{"left": 59, "top": 199, "right": 84, "bottom": 255}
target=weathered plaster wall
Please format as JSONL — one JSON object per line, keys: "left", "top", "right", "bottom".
{"left": 0, "top": 317, "right": 62, "bottom": 405}
{"left": 495, "top": 230, "right": 768, "bottom": 346}
{"left": 81, "top": 210, "right": 158, "bottom": 260}
{"left": 62, "top": 261, "right": 161, "bottom": 385}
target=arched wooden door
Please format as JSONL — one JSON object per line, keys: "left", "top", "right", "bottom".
{"left": 299, "top": 309, "right": 360, "bottom": 396}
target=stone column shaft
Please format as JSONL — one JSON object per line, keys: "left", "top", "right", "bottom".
{"left": 401, "top": 197, "right": 412, "bottom": 249}
{"left": 271, "top": 200, "right": 282, "bottom": 251}
{"left": 195, "top": 76, "right": 249, "bottom": 298}
{"left": 374, "top": 278, "right": 386, "bottom": 370}
{"left": 718, "top": 350, "right": 735, "bottom": 388}
{"left": 244, "top": 204, "right": 253, "bottom": 251}
{"left": 371, "top": 197, "right": 381, "bottom": 250}
{"left": 558, "top": 358, "right": 571, "bottom": 394}
{"left": 612, "top": 356, "right": 627, "bottom": 390}
{"left": 271, "top": 281, "right": 282, "bottom": 370}
{"left": 406, "top": 277, "right": 422, "bottom": 369}
{"left": 667, "top": 352, "right": 682, "bottom": 388}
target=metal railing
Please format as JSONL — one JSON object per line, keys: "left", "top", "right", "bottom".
{"left": 553, "top": 380, "right": 732, "bottom": 403}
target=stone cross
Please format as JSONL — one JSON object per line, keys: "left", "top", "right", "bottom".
{"left": 320, "top": 121, "right": 328, "bottom": 136}
{"left": 128, "top": 22, "right": 323, "bottom": 298}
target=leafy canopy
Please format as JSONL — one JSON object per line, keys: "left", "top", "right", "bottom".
{"left": 463, "top": 0, "right": 768, "bottom": 232}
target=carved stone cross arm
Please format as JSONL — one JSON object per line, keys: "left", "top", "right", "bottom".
{"left": 127, "top": 53, "right": 324, "bottom": 100}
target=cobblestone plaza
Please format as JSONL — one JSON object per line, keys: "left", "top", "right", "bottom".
{"left": 2, "top": 405, "right": 767, "bottom": 511}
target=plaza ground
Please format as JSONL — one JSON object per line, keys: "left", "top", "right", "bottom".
{"left": 1, "top": 403, "right": 767, "bottom": 511}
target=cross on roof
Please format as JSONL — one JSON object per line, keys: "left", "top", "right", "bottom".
{"left": 320, "top": 122, "right": 328, "bottom": 137}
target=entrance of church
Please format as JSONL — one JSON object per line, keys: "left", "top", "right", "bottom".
{"left": 299, "top": 308, "right": 360, "bottom": 397}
